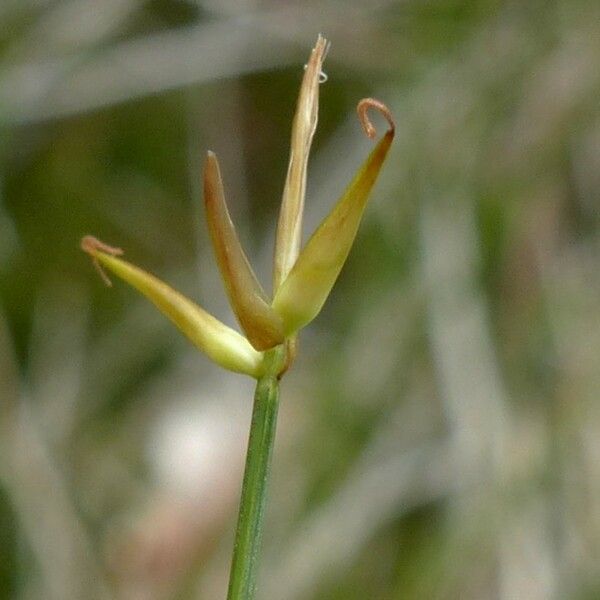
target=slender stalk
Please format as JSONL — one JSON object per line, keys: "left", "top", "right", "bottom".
{"left": 227, "top": 366, "right": 281, "bottom": 600}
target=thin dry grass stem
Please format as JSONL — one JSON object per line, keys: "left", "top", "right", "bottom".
{"left": 81, "top": 235, "right": 124, "bottom": 287}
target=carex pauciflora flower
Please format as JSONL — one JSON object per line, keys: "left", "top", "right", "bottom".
{"left": 82, "top": 35, "right": 395, "bottom": 380}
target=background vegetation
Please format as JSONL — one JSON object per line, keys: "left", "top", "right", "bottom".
{"left": 1, "top": 1, "right": 599, "bottom": 598}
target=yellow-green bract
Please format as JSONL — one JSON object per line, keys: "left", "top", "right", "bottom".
{"left": 81, "top": 237, "right": 265, "bottom": 378}
{"left": 204, "top": 151, "right": 285, "bottom": 351}
{"left": 272, "top": 129, "right": 394, "bottom": 335}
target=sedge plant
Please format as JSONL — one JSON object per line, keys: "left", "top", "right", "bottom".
{"left": 82, "top": 35, "right": 394, "bottom": 600}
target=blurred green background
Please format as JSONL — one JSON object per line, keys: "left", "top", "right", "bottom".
{"left": 1, "top": 1, "right": 599, "bottom": 599}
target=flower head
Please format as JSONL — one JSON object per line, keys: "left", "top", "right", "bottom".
{"left": 82, "top": 36, "right": 395, "bottom": 379}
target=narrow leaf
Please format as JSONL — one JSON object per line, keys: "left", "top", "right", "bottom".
{"left": 81, "top": 236, "right": 265, "bottom": 377}
{"left": 204, "top": 152, "right": 284, "bottom": 351}
{"left": 272, "top": 99, "right": 395, "bottom": 335}
{"left": 273, "top": 34, "right": 329, "bottom": 293}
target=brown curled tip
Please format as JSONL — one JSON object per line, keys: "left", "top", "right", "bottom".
{"left": 80, "top": 235, "right": 123, "bottom": 287}
{"left": 357, "top": 98, "right": 395, "bottom": 140}
{"left": 81, "top": 235, "right": 123, "bottom": 256}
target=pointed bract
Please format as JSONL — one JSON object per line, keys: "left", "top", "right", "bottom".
{"left": 81, "top": 236, "right": 265, "bottom": 377}
{"left": 272, "top": 99, "right": 395, "bottom": 336}
{"left": 204, "top": 152, "right": 284, "bottom": 351}
{"left": 273, "top": 34, "right": 329, "bottom": 293}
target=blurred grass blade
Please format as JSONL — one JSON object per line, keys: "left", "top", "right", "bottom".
{"left": 81, "top": 236, "right": 265, "bottom": 377}
{"left": 272, "top": 99, "right": 395, "bottom": 336}
{"left": 273, "top": 34, "right": 329, "bottom": 293}
{"left": 204, "top": 152, "right": 284, "bottom": 351}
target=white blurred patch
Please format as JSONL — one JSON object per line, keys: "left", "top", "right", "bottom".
{"left": 146, "top": 382, "right": 252, "bottom": 503}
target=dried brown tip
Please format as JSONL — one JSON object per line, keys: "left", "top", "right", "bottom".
{"left": 80, "top": 235, "right": 123, "bottom": 287}
{"left": 314, "top": 33, "right": 330, "bottom": 61}
{"left": 357, "top": 98, "right": 395, "bottom": 140}
{"left": 307, "top": 34, "right": 330, "bottom": 80}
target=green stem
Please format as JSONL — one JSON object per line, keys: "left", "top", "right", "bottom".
{"left": 227, "top": 368, "right": 280, "bottom": 600}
